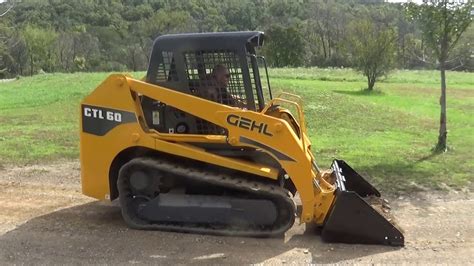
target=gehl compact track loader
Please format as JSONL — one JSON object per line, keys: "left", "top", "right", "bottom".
{"left": 80, "top": 32, "right": 404, "bottom": 246}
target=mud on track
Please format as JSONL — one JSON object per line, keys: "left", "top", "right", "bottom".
{"left": 0, "top": 161, "right": 472, "bottom": 264}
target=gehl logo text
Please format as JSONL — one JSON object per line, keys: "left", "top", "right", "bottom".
{"left": 226, "top": 114, "right": 273, "bottom": 136}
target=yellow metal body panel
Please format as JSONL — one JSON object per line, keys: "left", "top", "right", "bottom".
{"left": 80, "top": 74, "right": 336, "bottom": 224}
{"left": 81, "top": 75, "right": 279, "bottom": 198}
{"left": 80, "top": 75, "right": 155, "bottom": 199}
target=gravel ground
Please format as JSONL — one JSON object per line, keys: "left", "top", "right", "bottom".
{"left": 0, "top": 161, "right": 472, "bottom": 264}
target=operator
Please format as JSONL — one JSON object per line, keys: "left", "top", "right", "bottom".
{"left": 201, "top": 64, "right": 244, "bottom": 107}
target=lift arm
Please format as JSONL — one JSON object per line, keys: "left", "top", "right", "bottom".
{"left": 125, "top": 76, "right": 320, "bottom": 223}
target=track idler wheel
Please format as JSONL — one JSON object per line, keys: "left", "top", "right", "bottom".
{"left": 117, "top": 160, "right": 160, "bottom": 228}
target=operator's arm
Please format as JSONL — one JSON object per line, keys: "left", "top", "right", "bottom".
{"left": 218, "top": 88, "right": 246, "bottom": 108}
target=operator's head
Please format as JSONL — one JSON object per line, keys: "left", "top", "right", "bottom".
{"left": 212, "top": 64, "right": 230, "bottom": 88}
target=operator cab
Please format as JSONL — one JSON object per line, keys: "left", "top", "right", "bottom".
{"left": 141, "top": 31, "right": 272, "bottom": 135}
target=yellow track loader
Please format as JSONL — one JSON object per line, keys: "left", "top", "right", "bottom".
{"left": 80, "top": 31, "right": 404, "bottom": 246}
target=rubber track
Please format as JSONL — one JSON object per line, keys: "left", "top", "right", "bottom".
{"left": 117, "top": 157, "right": 296, "bottom": 237}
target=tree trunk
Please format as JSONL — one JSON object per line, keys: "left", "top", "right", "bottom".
{"left": 436, "top": 63, "right": 448, "bottom": 152}
{"left": 367, "top": 75, "right": 375, "bottom": 91}
{"left": 30, "top": 54, "right": 33, "bottom": 76}
{"left": 401, "top": 35, "right": 406, "bottom": 67}
{"left": 327, "top": 31, "right": 332, "bottom": 58}
{"left": 320, "top": 35, "right": 327, "bottom": 59}
{"left": 18, "top": 52, "right": 23, "bottom": 75}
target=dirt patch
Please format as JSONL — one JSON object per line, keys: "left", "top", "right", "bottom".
{"left": 0, "top": 160, "right": 472, "bottom": 264}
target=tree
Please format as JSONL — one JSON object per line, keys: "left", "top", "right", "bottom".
{"left": 0, "top": 0, "right": 472, "bottom": 76}
{"left": 122, "top": 9, "right": 195, "bottom": 71}
{"left": 0, "top": 0, "right": 15, "bottom": 18}
{"left": 406, "top": 0, "right": 472, "bottom": 152}
{"left": 264, "top": 25, "right": 306, "bottom": 67}
{"left": 306, "top": 0, "right": 350, "bottom": 66}
{"left": 348, "top": 19, "right": 396, "bottom": 91}
{"left": 22, "top": 25, "right": 58, "bottom": 75}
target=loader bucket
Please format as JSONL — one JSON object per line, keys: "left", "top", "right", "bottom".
{"left": 321, "top": 160, "right": 404, "bottom": 246}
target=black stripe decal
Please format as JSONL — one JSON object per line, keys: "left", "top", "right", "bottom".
{"left": 82, "top": 104, "right": 136, "bottom": 136}
{"left": 239, "top": 136, "right": 296, "bottom": 162}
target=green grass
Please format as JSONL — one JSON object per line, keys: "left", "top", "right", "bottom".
{"left": 269, "top": 68, "right": 474, "bottom": 88}
{"left": 0, "top": 72, "right": 144, "bottom": 163}
{"left": 0, "top": 69, "right": 472, "bottom": 193}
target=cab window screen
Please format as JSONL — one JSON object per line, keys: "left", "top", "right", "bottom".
{"left": 183, "top": 50, "right": 253, "bottom": 110}
{"left": 156, "top": 51, "right": 178, "bottom": 82}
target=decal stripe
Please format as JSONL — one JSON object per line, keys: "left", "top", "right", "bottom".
{"left": 82, "top": 104, "right": 136, "bottom": 136}
{"left": 239, "top": 136, "right": 296, "bottom": 162}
